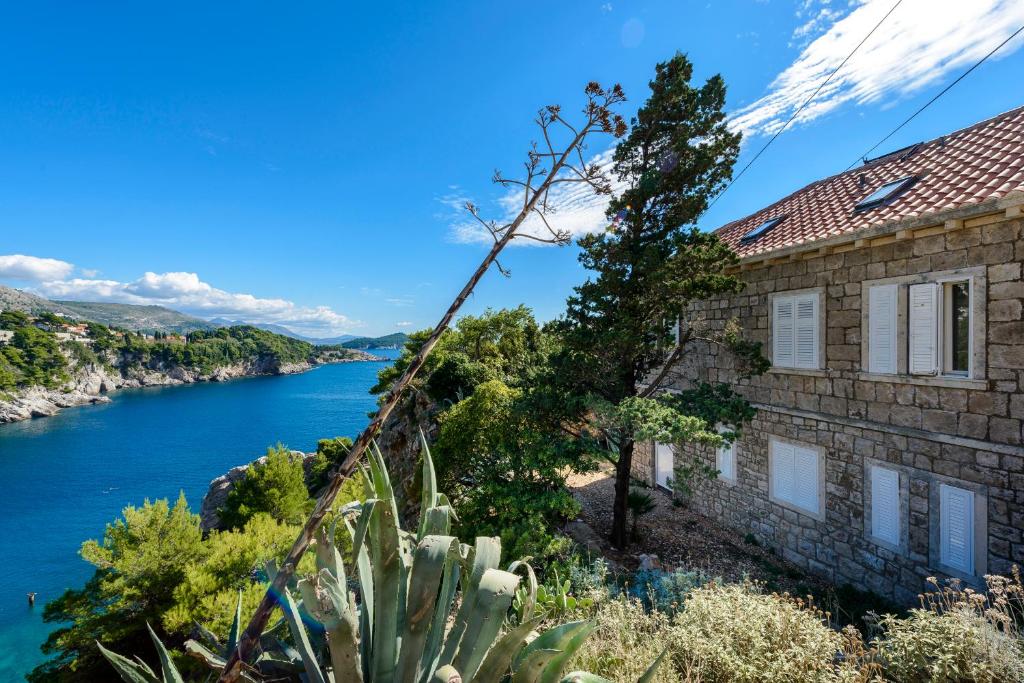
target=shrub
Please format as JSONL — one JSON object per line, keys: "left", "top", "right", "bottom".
{"left": 624, "top": 567, "right": 712, "bottom": 614}
{"left": 569, "top": 596, "right": 678, "bottom": 683}
{"left": 671, "top": 581, "right": 869, "bottom": 682}
{"left": 875, "top": 572, "right": 1024, "bottom": 682}
{"left": 219, "top": 443, "right": 312, "bottom": 528}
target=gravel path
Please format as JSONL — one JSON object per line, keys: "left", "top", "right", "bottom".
{"left": 566, "top": 466, "right": 833, "bottom": 598}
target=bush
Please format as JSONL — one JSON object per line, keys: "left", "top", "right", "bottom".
{"left": 219, "top": 444, "right": 312, "bottom": 529}
{"left": 623, "top": 567, "right": 712, "bottom": 614}
{"left": 671, "top": 582, "right": 868, "bottom": 682}
{"left": 570, "top": 596, "right": 678, "bottom": 683}
{"left": 875, "top": 573, "right": 1024, "bottom": 682}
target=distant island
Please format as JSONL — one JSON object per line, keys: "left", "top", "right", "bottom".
{"left": 0, "top": 287, "right": 408, "bottom": 424}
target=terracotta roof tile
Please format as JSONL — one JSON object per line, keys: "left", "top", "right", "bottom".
{"left": 716, "top": 106, "right": 1024, "bottom": 258}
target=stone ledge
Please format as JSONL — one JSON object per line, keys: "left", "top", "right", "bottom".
{"left": 752, "top": 402, "right": 1024, "bottom": 457}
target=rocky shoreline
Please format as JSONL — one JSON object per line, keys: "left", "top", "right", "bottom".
{"left": 0, "top": 351, "right": 384, "bottom": 425}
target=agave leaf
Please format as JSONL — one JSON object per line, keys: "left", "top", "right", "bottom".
{"left": 315, "top": 525, "right": 347, "bottom": 586}
{"left": 512, "top": 621, "right": 593, "bottom": 673}
{"left": 510, "top": 649, "right": 563, "bottom": 683}
{"left": 227, "top": 590, "right": 243, "bottom": 654}
{"left": 506, "top": 560, "right": 539, "bottom": 621}
{"left": 280, "top": 589, "right": 327, "bottom": 683}
{"left": 440, "top": 536, "right": 502, "bottom": 666}
{"left": 557, "top": 674, "right": 613, "bottom": 683}
{"left": 536, "top": 621, "right": 595, "bottom": 683}
{"left": 366, "top": 442, "right": 403, "bottom": 682}
{"left": 343, "top": 514, "right": 375, "bottom": 672}
{"left": 319, "top": 568, "right": 362, "bottom": 683}
{"left": 418, "top": 543, "right": 463, "bottom": 682}
{"left": 637, "top": 649, "right": 669, "bottom": 682}
{"left": 451, "top": 568, "right": 521, "bottom": 681}
{"left": 184, "top": 639, "right": 227, "bottom": 671}
{"left": 472, "top": 616, "right": 542, "bottom": 683}
{"left": 418, "top": 431, "right": 439, "bottom": 541}
{"left": 145, "top": 622, "right": 186, "bottom": 683}
{"left": 191, "top": 621, "right": 223, "bottom": 652}
{"left": 396, "top": 535, "right": 460, "bottom": 682}
{"left": 97, "top": 641, "right": 159, "bottom": 683}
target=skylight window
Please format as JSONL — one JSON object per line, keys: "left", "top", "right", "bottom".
{"left": 740, "top": 216, "right": 785, "bottom": 243}
{"left": 855, "top": 176, "right": 917, "bottom": 212}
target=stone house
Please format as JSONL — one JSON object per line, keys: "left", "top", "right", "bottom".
{"left": 633, "top": 106, "right": 1024, "bottom": 603}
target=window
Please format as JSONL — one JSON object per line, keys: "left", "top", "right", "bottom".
{"left": 854, "top": 176, "right": 917, "bottom": 212}
{"left": 740, "top": 216, "right": 786, "bottom": 244}
{"left": 654, "top": 442, "right": 673, "bottom": 491}
{"left": 869, "top": 465, "right": 900, "bottom": 546}
{"left": 770, "top": 439, "right": 820, "bottom": 515}
{"left": 772, "top": 292, "right": 819, "bottom": 369}
{"left": 944, "top": 281, "right": 970, "bottom": 375}
{"left": 939, "top": 484, "right": 975, "bottom": 575}
{"left": 715, "top": 425, "right": 736, "bottom": 483}
{"left": 908, "top": 279, "right": 972, "bottom": 377}
{"left": 868, "top": 284, "right": 898, "bottom": 374}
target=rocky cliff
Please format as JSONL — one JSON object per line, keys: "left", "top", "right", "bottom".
{"left": 0, "top": 356, "right": 316, "bottom": 424}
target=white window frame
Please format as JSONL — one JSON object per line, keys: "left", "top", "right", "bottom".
{"left": 867, "top": 464, "right": 902, "bottom": 549}
{"left": 860, "top": 268, "right": 984, "bottom": 384}
{"left": 770, "top": 289, "right": 823, "bottom": 370}
{"left": 715, "top": 424, "right": 737, "bottom": 484}
{"left": 768, "top": 437, "right": 824, "bottom": 519}
{"left": 938, "top": 483, "right": 976, "bottom": 576}
{"left": 653, "top": 442, "right": 674, "bottom": 491}
{"left": 939, "top": 277, "right": 972, "bottom": 378}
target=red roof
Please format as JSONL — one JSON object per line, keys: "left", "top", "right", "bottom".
{"left": 716, "top": 105, "right": 1024, "bottom": 258}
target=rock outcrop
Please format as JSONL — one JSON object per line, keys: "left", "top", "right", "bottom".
{"left": 199, "top": 449, "right": 317, "bottom": 532}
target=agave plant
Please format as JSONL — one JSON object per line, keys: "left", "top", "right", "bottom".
{"left": 101, "top": 437, "right": 663, "bottom": 682}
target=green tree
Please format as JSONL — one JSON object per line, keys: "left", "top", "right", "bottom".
{"left": 0, "top": 309, "right": 30, "bottom": 329}
{"left": 554, "top": 54, "right": 766, "bottom": 548}
{"left": 30, "top": 494, "right": 206, "bottom": 682}
{"left": 219, "top": 444, "right": 312, "bottom": 529}
{"left": 308, "top": 436, "right": 354, "bottom": 491}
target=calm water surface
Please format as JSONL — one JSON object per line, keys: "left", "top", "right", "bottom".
{"left": 0, "top": 352, "right": 397, "bottom": 681}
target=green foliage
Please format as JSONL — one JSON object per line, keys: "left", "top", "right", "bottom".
{"left": 219, "top": 444, "right": 313, "bottom": 529}
{"left": 163, "top": 513, "right": 307, "bottom": 636}
{"left": 874, "top": 573, "right": 1024, "bottom": 682}
{"left": 626, "top": 489, "right": 656, "bottom": 539}
{"left": 0, "top": 309, "right": 30, "bottom": 329}
{"left": 1, "top": 323, "right": 69, "bottom": 388}
{"left": 30, "top": 494, "right": 206, "bottom": 681}
{"left": 550, "top": 54, "right": 765, "bottom": 546}
{"left": 308, "top": 436, "right": 354, "bottom": 492}
{"left": 435, "top": 378, "right": 585, "bottom": 561}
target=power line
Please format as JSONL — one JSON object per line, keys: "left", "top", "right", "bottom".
{"left": 845, "top": 23, "right": 1024, "bottom": 171}
{"left": 704, "top": 0, "right": 905, "bottom": 214}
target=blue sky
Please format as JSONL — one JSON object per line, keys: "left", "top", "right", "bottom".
{"left": 2, "top": 1, "right": 1022, "bottom": 337}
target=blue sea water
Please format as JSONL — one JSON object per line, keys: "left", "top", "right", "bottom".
{"left": 0, "top": 352, "right": 397, "bottom": 681}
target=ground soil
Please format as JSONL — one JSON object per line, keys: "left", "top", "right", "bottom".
{"left": 565, "top": 466, "right": 839, "bottom": 603}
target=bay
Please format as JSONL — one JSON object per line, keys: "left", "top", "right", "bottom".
{"left": 0, "top": 351, "right": 397, "bottom": 681}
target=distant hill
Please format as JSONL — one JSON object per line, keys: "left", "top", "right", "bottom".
{"left": 54, "top": 300, "right": 218, "bottom": 334}
{"left": 0, "top": 286, "right": 79, "bottom": 318}
{"left": 207, "top": 318, "right": 358, "bottom": 344}
{"left": 340, "top": 332, "right": 409, "bottom": 349}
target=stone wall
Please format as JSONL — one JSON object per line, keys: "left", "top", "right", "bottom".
{"left": 634, "top": 212, "right": 1024, "bottom": 602}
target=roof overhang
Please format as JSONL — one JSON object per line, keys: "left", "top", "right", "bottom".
{"left": 730, "top": 191, "right": 1024, "bottom": 272}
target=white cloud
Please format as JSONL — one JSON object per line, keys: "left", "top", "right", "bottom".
{"left": 395, "top": 321, "right": 414, "bottom": 327}
{"left": 731, "top": 0, "right": 1024, "bottom": 138}
{"left": 0, "top": 254, "right": 74, "bottom": 282}
{"left": 21, "top": 266, "right": 359, "bottom": 337}
{"left": 448, "top": 149, "right": 627, "bottom": 246}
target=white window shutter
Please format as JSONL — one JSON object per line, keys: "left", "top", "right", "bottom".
{"left": 870, "top": 466, "right": 900, "bottom": 545}
{"left": 909, "top": 283, "right": 938, "bottom": 375}
{"left": 772, "top": 441, "right": 796, "bottom": 503}
{"left": 793, "top": 446, "right": 819, "bottom": 512}
{"left": 773, "top": 298, "right": 795, "bottom": 367}
{"left": 869, "top": 284, "right": 898, "bottom": 374}
{"left": 940, "top": 484, "right": 975, "bottom": 574}
{"left": 654, "top": 442, "right": 673, "bottom": 490}
{"left": 794, "top": 295, "right": 819, "bottom": 368}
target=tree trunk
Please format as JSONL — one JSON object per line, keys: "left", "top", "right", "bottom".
{"left": 610, "top": 437, "right": 634, "bottom": 549}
